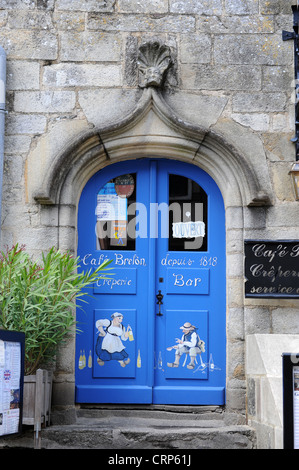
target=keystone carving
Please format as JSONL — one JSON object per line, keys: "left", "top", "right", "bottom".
{"left": 137, "top": 41, "right": 172, "bottom": 89}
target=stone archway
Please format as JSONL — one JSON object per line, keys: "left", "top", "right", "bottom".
{"left": 26, "top": 84, "right": 273, "bottom": 417}
{"left": 30, "top": 87, "right": 272, "bottom": 210}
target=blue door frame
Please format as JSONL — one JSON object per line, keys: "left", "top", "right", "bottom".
{"left": 75, "top": 159, "right": 226, "bottom": 405}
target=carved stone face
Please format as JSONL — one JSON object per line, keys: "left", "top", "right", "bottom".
{"left": 137, "top": 41, "right": 172, "bottom": 89}
{"left": 142, "top": 66, "right": 164, "bottom": 87}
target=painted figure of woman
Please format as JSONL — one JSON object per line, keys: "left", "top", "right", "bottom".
{"left": 95, "top": 312, "right": 132, "bottom": 367}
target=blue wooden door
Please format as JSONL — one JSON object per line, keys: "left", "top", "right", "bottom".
{"left": 75, "top": 159, "right": 226, "bottom": 404}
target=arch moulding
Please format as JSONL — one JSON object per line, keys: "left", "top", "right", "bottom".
{"left": 29, "top": 87, "right": 273, "bottom": 210}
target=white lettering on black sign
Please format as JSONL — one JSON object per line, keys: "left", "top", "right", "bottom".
{"left": 245, "top": 241, "right": 299, "bottom": 298}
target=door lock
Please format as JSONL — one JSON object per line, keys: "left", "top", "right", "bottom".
{"left": 156, "top": 290, "right": 164, "bottom": 316}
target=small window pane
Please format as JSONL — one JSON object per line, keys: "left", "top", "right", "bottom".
{"left": 96, "top": 174, "right": 136, "bottom": 251}
{"left": 169, "top": 174, "right": 207, "bottom": 251}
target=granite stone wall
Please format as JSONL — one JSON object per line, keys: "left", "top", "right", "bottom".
{"left": 0, "top": 0, "right": 298, "bottom": 430}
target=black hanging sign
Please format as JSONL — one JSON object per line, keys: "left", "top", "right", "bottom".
{"left": 245, "top": 240, "right": 299, "bottom": 298}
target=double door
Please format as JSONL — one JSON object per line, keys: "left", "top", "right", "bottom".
{"left": 76, "top": 159, "right": 226, "bottom": 404}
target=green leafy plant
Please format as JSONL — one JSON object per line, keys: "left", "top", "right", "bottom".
{"left": 0, "top": 244, "right": 112, "bottom": 375}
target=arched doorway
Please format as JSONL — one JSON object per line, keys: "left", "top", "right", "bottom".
{"left": 28, "top": 87, "right": 273, "bottom": 415}
{"left": 75, "top": 158, "right": 226, "bottom": 405}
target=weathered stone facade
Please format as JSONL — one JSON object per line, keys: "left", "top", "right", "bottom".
{"left": 1, "top": 0, "right": 299, "bottom": 449}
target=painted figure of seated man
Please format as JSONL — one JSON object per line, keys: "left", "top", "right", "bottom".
{"left": 167, "top": 322, "right": 205, "bottom": 370}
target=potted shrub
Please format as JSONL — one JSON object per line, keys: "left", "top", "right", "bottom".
{"left": 0, "top": 244, "right": 111, "bottom": 445}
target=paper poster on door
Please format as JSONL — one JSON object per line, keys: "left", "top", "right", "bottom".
{"left": 93, "top": 309, "right": 136, "bottom": 379}
{"left": 96, "top": 183, "right": 127, "bottom": 221}
{"left": 163, "top": 310, "right": 210, "bottom": 380}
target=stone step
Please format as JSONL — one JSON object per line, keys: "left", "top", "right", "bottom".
{"left": 0, "top": 406, "right": 256, "bottom": 449}
{"left": 76, "top": 404, "right": 225, "bottom": 422}
{"left": 40, "top": 421, "right": 255, "bottom": 449}
{"left": 38, "top": 406, "right": 256, "bottom": 449}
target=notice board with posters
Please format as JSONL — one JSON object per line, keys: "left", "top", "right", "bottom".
{"left": 283, "top": 353, "right": 299, "bottom": 449}
{"left": 244, "top": 240, "right": 299, "bottom": 298}
{"left": 0, "top": 330, "right": 25, "bottom": 437}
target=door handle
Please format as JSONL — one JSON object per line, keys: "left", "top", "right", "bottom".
{"left": 156, "top": 290, "right": 163, "bottom": 316}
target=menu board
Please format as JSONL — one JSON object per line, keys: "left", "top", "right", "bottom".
{"left": 283, "top": 353, "right": 299, "bottom": 449}
{"left": 293, "top": 366, "right": 299, "bottom": 449}
{"left": 0, "top": 330, "right": 25, "bottom": 437}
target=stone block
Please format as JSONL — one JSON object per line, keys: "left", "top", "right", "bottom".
{"left": 227, "top": 229, "right": 243, "bottom": 253}
{"left": 7, "top": 61, "right": 40, "bottom": 91}
{"left": 78, "top": 89, "right": 140, "bottom": 127}
{"left": 56, "top": 0, "right": 115, "bottom": 12}
{"left": 0, "top": 230, "right": 13, "bottom": 249}
{"left": 227, "top": 253, "right": 243, "bottom": 277}
{"left": 37, "top": 0, "right": 55, "bottom": 10}
{"left": 227, "top": 308, "right": 244, "bottom": 340}
{"left": 271, "top": 114, "right": 291, "bottom": 133}
{"left": 40, "top": 205, "right": 59, "bottom": 226}
{"left": 164, "top": 92, "right": 228, "bottom": 128}
{"left": 198, "top": 15, "right": 274, "bottom": 34}
{"left": 57, "top": 226, "right": 76, "bottom": 251}
{"left": 214, "top": 34, "right": 292, "bottom": 66}
{"left": 56, "top": 204, "right": 77, "bottom": 228}
{"left": 6, "top": 114, "right": 47, "bottom": 135}
{"left": 180, "top": 34, "right": 212, "bottom": 64}
{"left": 181, "top": 64, "right": 261, "bottom": 91}
{"left": 1, "top": 181, "right": 24, "bottom": 204}
{"left": 248, "top": 419, "right": 275, "bottom": 449}
{"left": 119, "top": 0, "right": 168, "bottom": 13}
{"left": 60, "top": 32, "right": 121, "bottom": 62}
{"left": 124, "top": 35, "right": 138, "bottom": 86}
{"left": 53, "top": 11, "right": 86, "bottom": 31}
{"left": 243, "top": 207, "right": 267, "bottom": 229}
{"left": 225, "top": 386, "right": 246, "bottom": 412}
{"left": 0, "top": 11, "right": 8, "bottom": 27}
{"left": 170, "top": 0, "right": 222, "bottom": 15}
{"left": 260, "top": 0, "right": 282, "bottom": 15}
{"left": 262, "top": 133, "right": 294, "bottom": 162}
{"left": 87, "top": 13, "right": 195, "bottom": 33}
{"left": 247, "top": 376, "right": 256, "bottom": 416}
{"left": 13, "top": 227, "right": 59, "bottom": 251}
{"left": 246, "top": 334, "right": 299, "bottom": 376}
{"left": 0, "top": 0, "right": 35, "bottom": 9}
{"left": 244, "top": 307, "right": 271, "bottom": 335}
{"left": 14, "top": 91, "right": 76, "bottom": 113}
{"left": 232, "top": 93, "right": 286, "bottom": 113}
{"left": 224, "top": 0, "right": 259, "bottom": 15}
{"left": 272, "top": 309, "right": 299, "bottom": 334}
{"left": 43, "top": 63, "right": 122, "bottom": 87}
{"left": 0, "top": 30, "right": 57, "bottom": 60}
{"left": 7, "top": 10, "right": 53, "bottom": 29}
{"left": 1, "top": 203, "right": 31, "bottom": 229}
{"left": 262, "top": 65, "right": 293, "bottom": 92}
{"left": 26, "top": 119, "right": 88, "bottom": 203}
{"left": 52, "top": 380, "right": 75, "bottom": 407}
{"left": 213, "top": 117, "right": 273, "bottom": 203}
{"left": 5, "top": 135, "right": 32, "bottom": 154}
{"left": 232, "top": 113, "right": 270, "bottom": 132}
{"left": 270, "top": 161, "right": 295, "bottom": 201}
{"left": 228, "top": 278, "right": 244, "bottom": 307}
{"left": 266, "top": 204, "right": 299, "bottom": 227}
{"left": 226, "top": 207, "right": 244, "bottom": 228}
{"left": 260, "top": 376, "right": 282, "bottom": 427}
